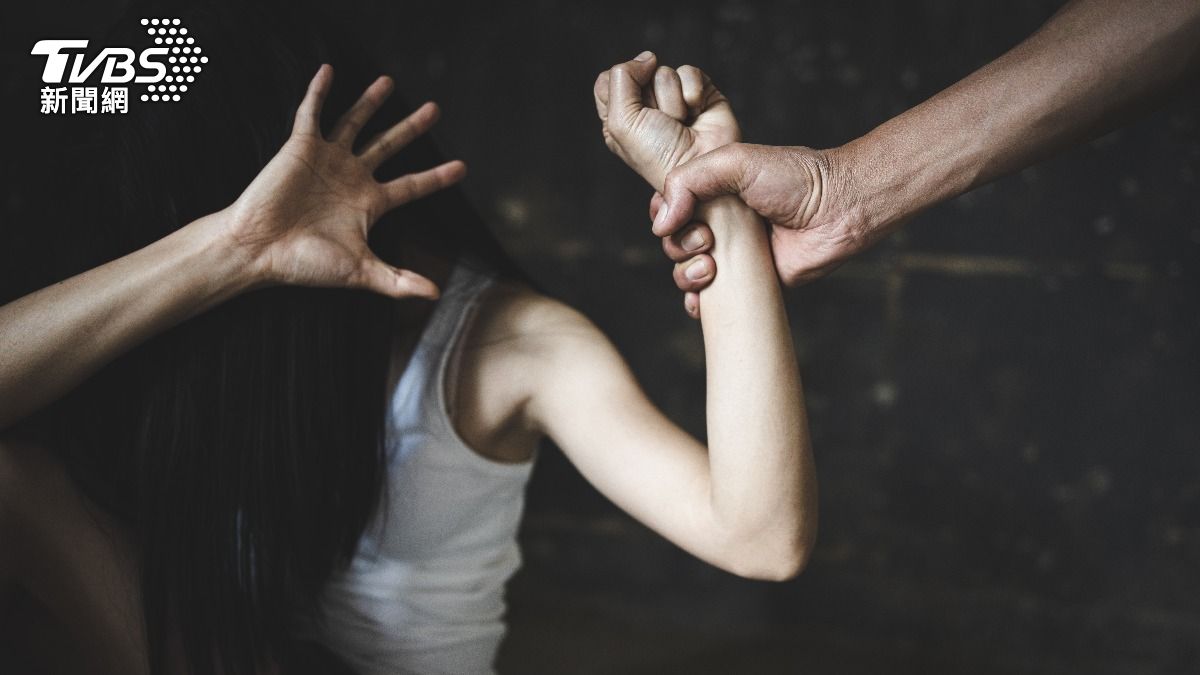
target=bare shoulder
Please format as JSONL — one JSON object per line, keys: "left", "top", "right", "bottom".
{"left": 450, "top": 282, "right": 618, "bottom": 462}
{"left": 459, "top": 281, "right": 619, "bottom": 400}
{"left": 464, "top": 281, "right": 604, "bottom": 354}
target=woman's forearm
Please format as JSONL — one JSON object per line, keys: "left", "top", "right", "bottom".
{"left": 839, "top": 0, "right": 1200, "bottom": 232}
{"left": 0, "top": 70, "right": 464, "bottom": 433}
{"left": 0, "top": 211, "right": 254, "bottom": 430}
{"left": 697, "top": 196, "right": 816, "bottom": 576}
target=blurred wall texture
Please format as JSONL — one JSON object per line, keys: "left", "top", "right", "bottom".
{"left": 4, "top": 1, "right": 1200, "bottom": 674}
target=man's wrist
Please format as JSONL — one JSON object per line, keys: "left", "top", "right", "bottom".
{"left": 826, "top": 137, "right": 909, "bottom": 237}
{"left": 833, "top": 117, "right": 980, "bottom": 235}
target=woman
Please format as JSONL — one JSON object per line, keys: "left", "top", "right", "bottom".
{"left": 0, "top": 3, "right": 816, "bottom": 674}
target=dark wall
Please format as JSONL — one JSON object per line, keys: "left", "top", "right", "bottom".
{"left": 6, "top": 2, "right": 1200, "bottom": 674}
{"left": 366, "top": 3, "right": 1200, "bottom": 673}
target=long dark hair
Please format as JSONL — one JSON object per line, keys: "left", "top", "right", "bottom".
{"left": 3, "top": 1, "right": 524, "bottom": 672}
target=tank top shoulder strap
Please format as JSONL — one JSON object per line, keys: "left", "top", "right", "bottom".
{"left": 417, "top": 260, "right": 495, "bottom": 360}
{"left": 386, "top": 260, "right": 496, "bottom": 454}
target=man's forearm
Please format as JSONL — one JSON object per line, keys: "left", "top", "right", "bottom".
{"left": 838, "top": 0, "right": 1200, "bottom": 232}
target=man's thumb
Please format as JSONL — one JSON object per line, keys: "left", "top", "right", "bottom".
{"left": 654, "top": 143, "right": 748, "bottom": 237}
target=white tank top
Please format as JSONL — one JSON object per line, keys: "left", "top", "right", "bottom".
{"left": 305, "top": 261, "right": 536, "bottom": 675}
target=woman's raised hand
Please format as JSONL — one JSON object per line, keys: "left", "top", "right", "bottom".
{"left": 595, "top": 53, "right": 740, "bottom": 318}
{"left": 224, "top": 64, "right": 465, "bottom": 299}
{"left": 593, "top": 52, "right": 740, "bottom": 192}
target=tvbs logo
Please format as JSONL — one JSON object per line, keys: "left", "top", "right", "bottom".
{"left": 32, "top": 40, "right": 169, "bottom": 84}
{"left": 32, "top": 18, "right": 206, "bottom": 114}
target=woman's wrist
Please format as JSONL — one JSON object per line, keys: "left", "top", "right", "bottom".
{"left": 696, "top": 195, "right": 772, "bottom": 268}
{"left": 181, "top": 208, "right": 272, "bottom": 301}
{"left": 697, "top": 195, "right": 760, "bottom": 237}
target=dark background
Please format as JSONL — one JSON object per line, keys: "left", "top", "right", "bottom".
{"left": 4, "top": 1, "right": 1200, "bottom": 673}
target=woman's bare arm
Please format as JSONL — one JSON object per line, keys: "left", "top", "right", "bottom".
{"left": 525, "top": 195, "right": 814, "bottom": 580}
{"left": 0, "top": 65, "right": 463, "bottom": 431}
{"left": 691, "top": 195, "right": 814, "bottom": 573}
{"left": 521, "top": 54, "right": 815, "bottom": 580}
{"left": 0, "top": 212, "right": 247, "bottom": 429}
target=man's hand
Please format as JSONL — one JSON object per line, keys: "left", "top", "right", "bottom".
{"left": 657, "top": 0, "right": 1200, "bottom": 308}
{"left": 652, "top": 143, "right": 883, "bottom": 304}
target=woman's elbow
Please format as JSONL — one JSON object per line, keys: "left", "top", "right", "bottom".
{"left": 723, "top": 527, "right": 816, "bottom": 582}
{"left": 734, "top": 546, "right": 811, "bottom": 582}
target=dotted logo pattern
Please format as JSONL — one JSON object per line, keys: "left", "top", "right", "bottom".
{"left": 139, "top": 18, "right": 207, "bottom": 103}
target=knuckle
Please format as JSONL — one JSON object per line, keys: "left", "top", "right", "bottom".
{"left": 353, "top": 260, "right": 380, "bottom": 288}
{"left": 780, "top": 260, "right": 804, "bottom": 286}
{"left": 663, "top": 168, "right": 684, "bottom": 192}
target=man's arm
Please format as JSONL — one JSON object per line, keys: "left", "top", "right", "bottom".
{"left": 842, "top": 0, "right": 1200, "bottom": 235}
{"left": 655, "top": 0, "right": 1200, "bottom": 291}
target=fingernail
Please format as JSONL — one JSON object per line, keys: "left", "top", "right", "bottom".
{"left": 652, "top": 203, "right": 670, "bottom": 231}
{"left": 685, "top": 258, "right": 711, "bottom": 281}
{"left": 684, "top": 297, "right": 697, "bottom": 314}
{"left": 635, "top": 51, "right": 654, "bottom": 62}
{"left": 681, "top": 229, "right": 705, "bottom": 252}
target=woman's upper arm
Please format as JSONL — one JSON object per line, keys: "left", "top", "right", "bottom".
{"left": 521, "top": 300, "right": 736, "bottom": 569}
